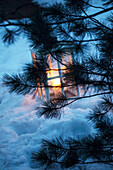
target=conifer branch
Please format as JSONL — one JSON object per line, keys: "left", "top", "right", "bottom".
{"left": 48, "top": 7, "right": 113, "bottom": 25}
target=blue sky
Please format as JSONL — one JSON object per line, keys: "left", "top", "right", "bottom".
{"left": 0, "top": 0, "right": 62, "bottom": 79}
{"left": 0, "top": 36, "right": 31, "bottom": 79}
{"left": 0, "top": 0, "right": 108, "bottom": 80}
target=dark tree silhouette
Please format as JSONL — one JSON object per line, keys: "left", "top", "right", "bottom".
{"left": 1, "top": 0, "right": 113, "bottom": 169}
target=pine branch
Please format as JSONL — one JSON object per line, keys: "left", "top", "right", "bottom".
{"left": 83, "top": 0, "right": 105, "bottom": 10}
{"left": 2, "top": 28, "right": 20, "bottom": 44}
{"left": 103, "top": 0, "right": 113, "bottom": 7}
{"left": 0, "top": 4, "right": 112, "bottom": 30}
{"left": 48, "top": 7, "right": 113, "bottom": 25}
{"left": 57, "top": 38, "right": 104, "bottom": 43}
{"left": 36, "top": 94, "right": 67, "bottom": 119}
{"left": 79, "top": 4, "right": 112, "bottom": 31}
{"left": 3, "top": 74, "right": 37, "bottom": 95}
{"left": 31, "top": 127, "right": 113, "bottom": 168}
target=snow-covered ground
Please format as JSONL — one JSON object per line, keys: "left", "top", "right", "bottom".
{"left": 0, "top": 84, "right": 93, "bottom": 170}
{"left": 0, "top": 85, "right": 112, "bottom": 170}
{"left": 0, "top": 37, "right": 112, "bottom": 170}
{"left": 0, "top": 36, "right": 95, "bottom": 169}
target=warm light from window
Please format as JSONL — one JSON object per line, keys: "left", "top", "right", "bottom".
{"left": 47, "top": 70, "right": 61, "bottom": 87}
{"left": 52, "top": 78, "right": 61, "bottom": 87}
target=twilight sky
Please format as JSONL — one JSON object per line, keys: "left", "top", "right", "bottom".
{"left": 0, "top": 0, "right": 107, "bottom": 80}
{"left": 0, "top": 0, "right": 60, "bottom": 79}
{"left": 0, "top": 35, "right": 31, "bottom": 79}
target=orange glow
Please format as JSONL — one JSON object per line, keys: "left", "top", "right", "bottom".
{"left": 46, "top": 70, "right": 61, "bottom": 87}
{"left": 52, "top": 78, "right": 61, "bottom": 86}
{"left": 46, "top": 62, "right": 66, "bottom": 87}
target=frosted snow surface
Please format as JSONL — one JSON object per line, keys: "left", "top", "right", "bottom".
{"left": 0, "top": 32, "right": 112, "bottom": 170}
{"left": 1, "top": 84, "right": 112, "bottom": 170}
{"left": 0, "top": 84, "right": 93, "bottom": 170}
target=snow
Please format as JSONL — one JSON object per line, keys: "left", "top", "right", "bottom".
{"left": 0, "top": 87, "right": 112, "bottom": 170}
{"left": 0, "top": 34, "right": 111, "bottom": 169}
{"left": 0, "top": 83, "right": 95, "bottom": 170}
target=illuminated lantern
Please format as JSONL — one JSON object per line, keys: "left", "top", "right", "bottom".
{"left": 31, "top": 51, "right": 79, "bottom": 101}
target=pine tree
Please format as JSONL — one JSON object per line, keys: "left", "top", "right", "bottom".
{"left": 1, "top": 0, "right": 113, "bottom": 169}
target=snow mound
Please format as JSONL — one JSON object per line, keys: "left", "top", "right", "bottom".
{"left": 0, "top": 87, "right": 109, "bottom": 170}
